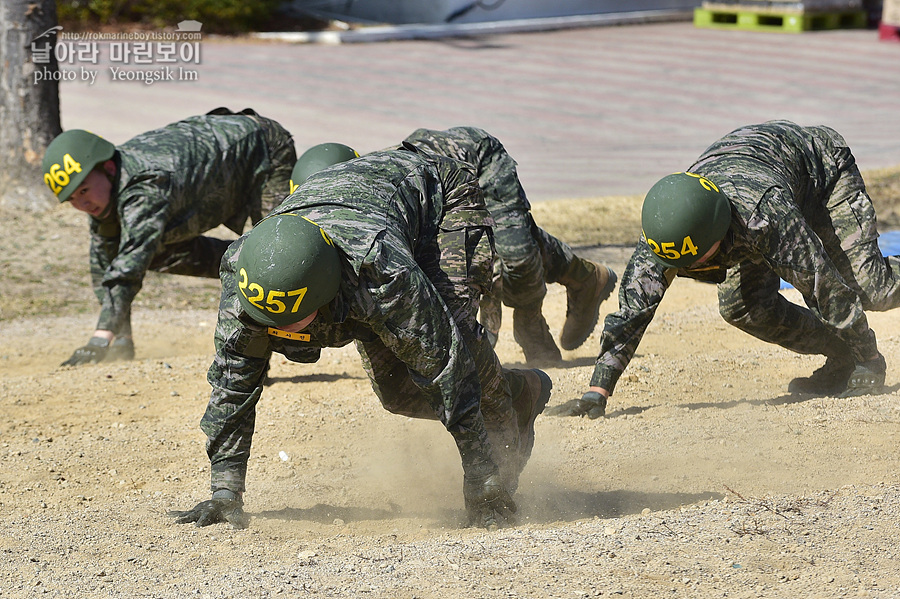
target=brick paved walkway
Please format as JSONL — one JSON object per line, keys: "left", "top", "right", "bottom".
{"left": 61, "top": 20, "right": 900, "bottom": 200}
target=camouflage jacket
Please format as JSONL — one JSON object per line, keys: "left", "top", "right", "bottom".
{"left": 592, "top": 120, "right": 879, "bottom": 393}
{"left": 202, "top": 147, "right": 493, "bottom": 493}
{"left": 89, "top": 113, "right": 286, "bottom": 334}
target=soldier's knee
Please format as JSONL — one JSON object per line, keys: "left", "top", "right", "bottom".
{"left": 851, "top": 255, "right": 900, "bottom": 311}
{"left": 860, "top": 291, "right": 899, "bottom": 312}
{"left": 718, "top": 299, "right": 762, "bottom": 330}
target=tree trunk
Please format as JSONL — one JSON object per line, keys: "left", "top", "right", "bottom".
{"left": 0, "top": 0, "right": 62, "bottom": 211}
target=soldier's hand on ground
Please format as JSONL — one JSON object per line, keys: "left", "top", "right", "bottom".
{"left": 61, "top": 336, "right": 110, "bottom": 366}
{"left": 168, "top": 490, "right": 249, "bottom": 529}
{"left": 840, "top": 356, "right": 886, "bottom": 398}
{"left": 546, "top": 391, "right": 607, "bottom": 419}
{"left": 105, "top": 337, "right": 135, "bottom": 361}
{"left": 463, "top": 472, "right": 517, "bottom": 530}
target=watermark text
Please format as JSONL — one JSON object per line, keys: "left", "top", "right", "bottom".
{"left": 30, "top": 23, "right": 203, "bottom": 85}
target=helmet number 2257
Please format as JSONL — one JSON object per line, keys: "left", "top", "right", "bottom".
{"left": 238, "top": 268, "right": 308, "bottom": 315}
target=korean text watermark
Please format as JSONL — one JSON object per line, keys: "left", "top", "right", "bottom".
{"left": 30, "top": 22, "right": 204, "bottom": 85}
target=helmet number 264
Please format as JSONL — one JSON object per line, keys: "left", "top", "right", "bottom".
{"left": 44, "top": 153, "right": 83, "bottom": 195}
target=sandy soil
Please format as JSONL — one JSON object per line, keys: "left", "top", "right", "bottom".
{"left": 1, "top": 201, "right": 900, "bottom": 598}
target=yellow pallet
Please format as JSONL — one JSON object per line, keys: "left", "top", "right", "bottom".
{"left": 694, "top": 5, "right": 867, "bottom": 32}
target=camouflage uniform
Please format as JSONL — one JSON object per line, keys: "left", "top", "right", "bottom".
{"left": 89, "top": 108, "right": 295, "bottom": 338}
{"left": 403, "top": 127, "right": 577, "bottom": 310}
{"left": 403, "top": 127, "right": 609, "bottom": 361}
{"left": 593, "top": 120, "right": 892, "bottom": 393}
{"left": 202, "top": 146, "right": 527, "bottom": 496}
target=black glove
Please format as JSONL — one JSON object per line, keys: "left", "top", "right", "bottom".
{"left": 105, "top": 337, "right": 135, "bottom": 361}
{"left": 168, "top": 489, "right": 249, "bottom": 529}
{"left": 840, "top": 356, "right": 886, "bottom": 398}
{"left": 546, "top": 391, "right": 607, "bottom": 419}
{"left": 463, "top": 472, "right": 517, "bottom": 530}
{"left": 61, "top": 336, "right": 110, "bottom": 366}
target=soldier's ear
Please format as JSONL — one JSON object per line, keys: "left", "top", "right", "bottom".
{"left": 102, "top": 159, "right": 116, "bottom": 178}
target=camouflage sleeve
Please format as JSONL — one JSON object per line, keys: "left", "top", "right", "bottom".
{"left": 94, "top": 182, "right": 171, "bottom": 334}
{"left": 202, "top": 345, "right": 269, "bottom": 494}
{"left": 88, "top": 226, "right": 120, "bottom": 305}
{"left": 590, "top": 242, "right": 673, "bottom": 394}
{"left": 200, "top": 253, "right": 274, "bottom": 493}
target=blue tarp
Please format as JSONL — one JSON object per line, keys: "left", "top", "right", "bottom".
{"left": 781, "top": 229, "right": 900, "bottom": 290}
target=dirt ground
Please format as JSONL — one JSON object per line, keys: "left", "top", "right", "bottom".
{"left": 2, "top": 184, "right": 900, "bottom": 598}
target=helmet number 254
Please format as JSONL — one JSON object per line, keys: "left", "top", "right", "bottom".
{"left": 645, "top": 235, "right": 699, "bottom": 262}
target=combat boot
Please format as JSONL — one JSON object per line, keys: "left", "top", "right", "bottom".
{"left": 505, "top": 368, "right": 553, "bottom": 490}
{"left": 559, "top": 258, "right": 617, "bottom": 351}
{"left": 788, "top": 355, "right": 855, "bottom": 395}
{"left": 841, "top": 355, "right": 887, "bottom": 397}
{"left": 513, "top": 305, "right": 562, "bottom": 365}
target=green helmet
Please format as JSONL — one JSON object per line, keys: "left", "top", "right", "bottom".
{"left": 290, "top": 142, "right": 359, "bottom": 192}
{"left": 641, "top": 172, "right": 732, "bottom": 269}
{"left": 235, "top": 213, "right": 341, "bottom": 327}
{"left": 42, "top": 130, "right": 116, "bottom": 202}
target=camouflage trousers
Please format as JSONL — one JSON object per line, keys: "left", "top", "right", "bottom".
{"left": 474, "top": 129, "right": 576, "bottom": 310}
{"left": 718, "top": 129, "right": 897, "bottom": 363}
{"left": 355, "top": 213, "right": 524, "bottom": 484}
{"left": 491, "top": 209, "right": 577, "bottom": 306}
{"left": 247, "top": 113, "right": 296, "bottom": 221}
{"left": 149, "top": 236, "right": 234, "bottom": 279}
{"left": 205, "top": 106, "right": 296, "bottom": 223}
{"left": 479, "top": 205, "right": 578, "bottom": 339}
